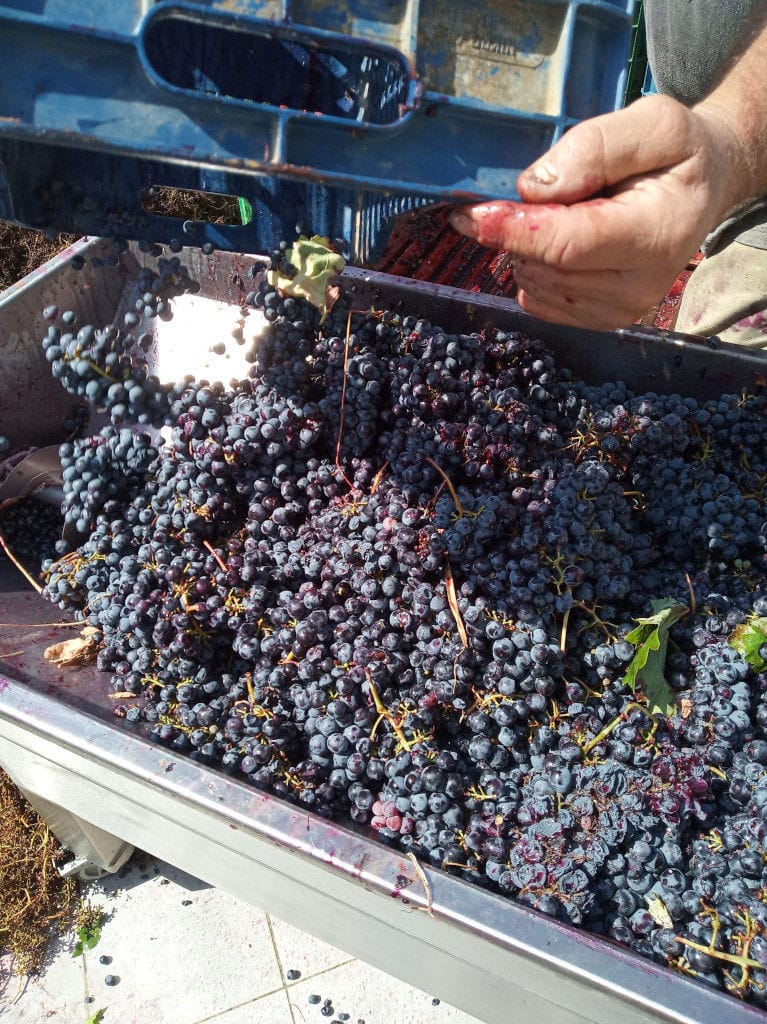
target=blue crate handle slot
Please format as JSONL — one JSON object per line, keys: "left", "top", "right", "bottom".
{"left": 138, "top": 2, "right": 421, "bottom": 132}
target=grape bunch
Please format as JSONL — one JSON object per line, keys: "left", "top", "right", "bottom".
{"left": 41, "top": 255, "right": 202, "bottom": 426}
{"left": 0, "top": 497, "right": 63, "bottom": 573}
{"left": 37, "top": 250, "right": 767, "bottom": 1004}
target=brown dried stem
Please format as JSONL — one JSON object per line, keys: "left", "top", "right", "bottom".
{"left": 0, "top": 530, "right": 43, "bottom": 594}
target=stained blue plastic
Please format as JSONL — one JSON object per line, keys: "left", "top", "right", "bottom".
{"left": 642, "top": 65, "right": 658, "bottom": 96}
{"left": 0, "top": 1, "right": 636, "bottom": 260}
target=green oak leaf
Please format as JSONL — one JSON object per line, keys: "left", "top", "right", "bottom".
{"left": 622, "top": 598, "right": 688, "bottom": 716}
{"left": 266, "top": 235, "right": 345, "bottom": 317}
{"left": 729, "top": 615, "right": 767, "bottom": 671}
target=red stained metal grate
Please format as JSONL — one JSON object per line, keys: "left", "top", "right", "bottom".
{"left": 376, "top": 204, "right": 699, "bottom": 332}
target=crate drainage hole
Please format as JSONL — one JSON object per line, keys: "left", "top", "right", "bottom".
{"left": 143, "top": 12, "right": 410, "bottom": 124}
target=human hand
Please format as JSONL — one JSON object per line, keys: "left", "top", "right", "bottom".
{"left": 448, "top": 95, "right": 742, "bottom": 330}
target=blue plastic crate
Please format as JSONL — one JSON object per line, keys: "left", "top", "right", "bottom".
{"left": 0, "top": 0, "right": 636, "bottom": 260}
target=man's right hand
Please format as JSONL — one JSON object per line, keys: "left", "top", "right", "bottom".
{"left": 449, "top": 94, "right": 744, "bottom": 330}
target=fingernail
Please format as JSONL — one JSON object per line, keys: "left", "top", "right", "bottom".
{"left": 449, "top": 211, "right": 479, "bottom": 239}
{"left": 526, "top": 161, "right": 558, "bottom": 186}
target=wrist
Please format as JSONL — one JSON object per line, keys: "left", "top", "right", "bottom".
{"left": 691, "top": 101, "right": 758, "bottom": 228}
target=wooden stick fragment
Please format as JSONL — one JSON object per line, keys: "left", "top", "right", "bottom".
{"left": 0, "top": 621, "right": 79, "bottom": 628}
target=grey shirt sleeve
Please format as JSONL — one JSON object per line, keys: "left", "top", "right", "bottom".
{"left": 644, "top": 0, "right": 760, "bottom": 105}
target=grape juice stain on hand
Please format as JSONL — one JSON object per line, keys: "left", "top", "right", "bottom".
{"left": 450, "top": 201, "right": 547, "bottom": 246}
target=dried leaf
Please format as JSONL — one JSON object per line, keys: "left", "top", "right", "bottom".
{"left": 444, "top": 560, "right": 468, "bottom": 648}
{"left": 44, "top": 627, "right": 100, "bottom": 666}
{"left": 266, "top": 236, "right": 345, "bottom": 317}
{"left": 646, "top": 893, "right": 673, "bottom": 928}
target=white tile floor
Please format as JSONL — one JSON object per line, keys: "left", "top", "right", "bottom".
{"left": 1, "top": 851, "right": 484, "bottom": 1024}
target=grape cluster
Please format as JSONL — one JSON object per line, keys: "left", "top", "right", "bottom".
{"left": 41, "top": 255, "right": 201, "bottom": 425}
{"left": 38, "top": 254, "right": 767, "bottom": 1004}
{"left": 0, "top": 497, "right": 63, "bottom": 573}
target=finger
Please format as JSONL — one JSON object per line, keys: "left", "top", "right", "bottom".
{"left": 516, "top": 287, "right": 643, "bottom": 331}
{"left": 515, "top": 256, "right": 680, "bottom": 322}
{"left": 514, "top": 262, "right": 653, "bottom": 328}
{"left": 449, "top": 180, "right": 701, "bottom": 270}
{"left": 516, "top": 288, "right": 586, "bottom": 328}
{"left": 516, "top": 95, "right": 698, "bottom": 204}
{"left": 449, "top": 194, "right": 636, "bottom": 269}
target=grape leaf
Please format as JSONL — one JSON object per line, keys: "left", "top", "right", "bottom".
{"left": 622, "top": 599, "right": 688, "bottom": 716}
{"left": 729, "top": 615, "right": 767, "bottom": 670}
{"left": 86, "top": 1010, "right": 106, "bottom": 1024}
{"left": 72, "top": 920, "right": 102, "bottom": 958}
{"left": 267, "top": 236, "right": 345, "bottom": 317}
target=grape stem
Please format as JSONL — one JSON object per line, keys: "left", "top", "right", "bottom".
{"left": 406, "top": 851, "right": 435, "bottom": 917}
{"left": 424, "top": 457, "right": 470, "bottom": 518}
{"left": 82, "top": 358, "right": 118, "bottom": 383}
{"left": 444, "top": 560, "right": 469, "bottom": 648}
{"left": 674, "top": 935, "right": 763, "bottom": 973}
{"left": 370, "top": 461, "right": 389, "bottom": 494}
{"left": 0, "top": 529, "right": 43, "bottom": 594}
{"left": 560, "top": 605, "right": 571, "bottom": 652}
{"left": 684, "top": 573, "right": 697, "bottom": 615}
{"left": 365, "top": 673, "right": 413, "bottom": 751}
{"left": 581, "top": 701, "right": 657, "bottom": 755}
{"left": 202, "top": 540, "right": 228, "bottom": 574}
{"left": 334, "top": 311, "right": 355, "bottom": 489}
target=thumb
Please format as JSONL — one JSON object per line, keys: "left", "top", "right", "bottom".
{"left": 518, "top": 94, "right": 697, "bottom": 204}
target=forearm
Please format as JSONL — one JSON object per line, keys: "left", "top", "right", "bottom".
{"left": 694, "top": 6, "right": 767, "bottom": 220}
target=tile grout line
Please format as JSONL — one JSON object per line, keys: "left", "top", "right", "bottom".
{"left": 265, "top": 914, "right": 298, "bottom": 1024}
{"left": 282, "top": 956, "right": 359, "bottom": 1024}
{"left": 188, "top": 957, "right": 359, "bottom": 1024}
{"left": 81, "top": 948, "right": 92, "bottom": 1020}
{"left": 191, "top": 983, "right": 287, "bottom": 1023}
